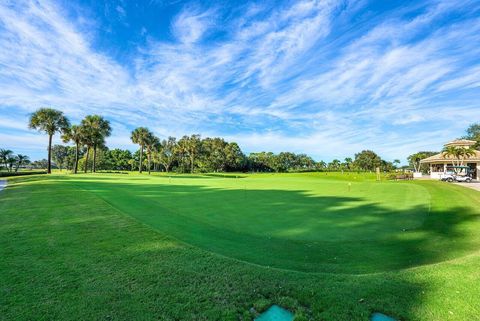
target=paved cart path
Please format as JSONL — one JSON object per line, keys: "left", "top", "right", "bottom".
{"left": 455, "top": 182, "right": 480, "bottom": 192}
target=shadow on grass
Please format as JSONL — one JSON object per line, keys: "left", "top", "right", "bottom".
{"left": 64, "top": 178, "right": 480, "bottom": 275}
{"left": 1, "top": 176, "right": 479, "bottom": 320}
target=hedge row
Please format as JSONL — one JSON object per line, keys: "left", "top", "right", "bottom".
{"left": 386, "top": 173, "right": 414, "bottom": 180}
{"left": 0, "top": 171, "right": 47, "bottom": 178}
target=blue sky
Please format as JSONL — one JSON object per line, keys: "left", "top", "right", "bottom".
{"left": 0, "top": 0, "right": 479, "bottom": 162}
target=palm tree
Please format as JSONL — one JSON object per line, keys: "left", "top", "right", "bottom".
{"left": 62, "top": 125, "right": 84, "bottom": 174}
{"left": 344, "top": 157, "right": 353, "bottom": 170}
{"left": 81, "top": 115, "right": 111, "bottom": 173}
{"left": 393, "top": 159, "right": 401, "bottom": 168}
{"left": 145, "top": 133, "right": 160, "bottom": 175}
{"left": 14, "top": 154, "right": 29, "bottom": 172}
{"left": 127, "top": 159, "right": 136, "bottom": 171}
{"left": 80, "top": 127, "right": 94, "bottom": 173}
{"left": 0, "top": 149, "right": 13, "bottom": 172}
{"left": 131, "top": 127, "right": 151, "bottom": 173}
{"left": 458, "top": 147, "right": 476, "bottom": 166}
{"left": 6, "top": 156, "right": 17, "bottom": 172}
{"left": 29, "top": 108, "right": 70, "bottom": 174}
{"left": 442, "top": 146, "right": 460, "bottom": 166}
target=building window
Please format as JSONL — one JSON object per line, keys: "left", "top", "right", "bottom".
{"left": 431, "top": 164, "right": 444, "bottom": 172}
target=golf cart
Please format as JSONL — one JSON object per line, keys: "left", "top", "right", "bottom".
{"left": 440, "top": 166, "right": 473, "bottom": 183}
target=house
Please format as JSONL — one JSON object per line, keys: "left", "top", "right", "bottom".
{"left": 419, "top": 139, "right": 480, "bottom": 180}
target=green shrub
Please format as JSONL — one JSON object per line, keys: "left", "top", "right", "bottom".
{"left": 0, "top": 171, "right": 47, "bottom": 178}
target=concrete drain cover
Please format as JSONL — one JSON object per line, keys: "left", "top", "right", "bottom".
{"left": 371, "top": 312, "right": 397, "bottom": 321}
{"left": 255, "top": 305, "right": 294, "bottom": 321}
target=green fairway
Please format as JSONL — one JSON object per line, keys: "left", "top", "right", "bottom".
{"left": 1, "top": 173, "right": 480, "bottom": 320}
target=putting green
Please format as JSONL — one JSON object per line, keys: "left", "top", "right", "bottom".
{"left": 56, "top": 172, "right": 480, "bottom": 274}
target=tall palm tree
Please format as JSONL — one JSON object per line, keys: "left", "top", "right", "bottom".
{"left": 81, "top": 115, "right": 111, "bottom": 173}
{"left": 0, "top": 149, "right": 13, "bottom": 172}
{"left": 131, "top": 127, "right": 151, "bottom": 173}
{"left": 145, "top": 133, "right": 160, "bottom": 175}
{"left": 14, "top": 154, "right": 29, "bottom": 172}
{"left": 62, "top": 125, "right": 84, "bottom": 174}
{"left": 29, "top": 108, "right": 70, "bottom": 174}
{"left": 81, "top": 127, "right": 94, "bottom": 173}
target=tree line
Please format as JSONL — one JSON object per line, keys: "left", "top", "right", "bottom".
{"left": 1, "top": 108, "right": 410, "bottom": 174}
{"left": 0, "top": 149, "right": 30, "bottom": 172}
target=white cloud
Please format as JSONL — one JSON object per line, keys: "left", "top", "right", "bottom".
{"left": 171, "top": 6, "right": 216, "bottom": 44}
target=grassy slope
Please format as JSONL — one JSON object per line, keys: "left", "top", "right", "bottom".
{"left": 1, "top": 173, "right": 480, "bottom": 320}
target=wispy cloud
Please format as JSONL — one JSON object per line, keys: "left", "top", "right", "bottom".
{"left": 0, "top": 0, "right": 479, "bottom": 161}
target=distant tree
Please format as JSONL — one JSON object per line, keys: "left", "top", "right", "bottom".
{"left": 178, "top": 135, "right": 201, "bottom": 173}
{"left": 29, "top": 108, "right": 70, "bottom": 174}
{"left": 32, "top": 159, "right": 49, "bottom": 169}
{"left": 14, "top": 154, "right": 29, "bottom": 172}
{"left": 201, "top": 137, "right": 226, "bottom": 172}
{"left": 248, "top": 152, "right": 273, "bottom": 172}
{"left": 51, "top": 145, "right": 69, "bottom": 171}
{"left": 64, "top": 146, "right": 81, "bottom": 171}
{"left": 81, "top": 115, "right": 111, "bottom": 173}
{"left": 328, "top": 159, "right": 341, "bottom": 171}
{"left": 224, "top": 142, "right": 245, "bottom": 171}
{"left": 6, "top": 155, "right": 16, "bottom": 172}
{"left": 343, "top": 157, "right": 353, "bottom": 170}
{"left": 381, "top": 160, "right": 395, "bottom": 172}
{"left": 393, "top": 159, "right": 401, "bottom": 168}
{"left": 62, "top": 125, "right": 84, "bottom": 174}
{"left": 105, "top": 149, "right": 132, "bottom": 171}
{"left": 0, "top": 149, "right": 13, "bottom": 172}
{"left": 277, "top": 152, "right": 297, "bottom": 172}
{"left": 354, "top": 150, "right": 381, "bottom": 171}
{"left": 145, "top": 133, "right": 160, "bottom": 174}
{"left": 463, "top": 123, "right": 480, "bottom": 149}
{"left": 315, "top": 160, "right": 327, "bottom": 170}
{"left": 131, "top": 127, "right": 151, "bottom": 173}
{"left": 128, "top": 158, "right": 136, "bottom": 171}
{"left": 296, "top": 154, "right": 315, "bottom": 171}
{"left": 407, "top": 151, "right": 437, "bottom": 173}
{"left": 158, "top": 137, "right": 177, "bottom": 173}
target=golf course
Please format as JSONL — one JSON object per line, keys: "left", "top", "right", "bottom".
{"left": 1, "top": 172, "right": 480, "bottom": 320}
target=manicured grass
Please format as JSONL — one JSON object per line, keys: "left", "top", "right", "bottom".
{"left": 1, "top": 173, "right": 480, "bottom": 320}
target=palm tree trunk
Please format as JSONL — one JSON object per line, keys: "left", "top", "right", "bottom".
{"left": 139, "top": 146, "right": 143, "bottom": 173}
{"left": 74, "top": 143, "right": 79, "bottom": 174}
{"left": 148, "top": 154, "right": 151, "bottom": 175}
{"left": 47, "top": 134, "right": 53, "bottom": 174}
{"left": 190, "top": 154, "right": 194, "bottom": 173}
{"left": 84, "top": 146, "right": 90, "bottom": 173}
{"left": 92, "top": 144, "right": 97, "bottom": 173}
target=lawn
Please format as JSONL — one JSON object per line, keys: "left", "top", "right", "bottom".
{"left": 1, "top": 172, "right": 480, "bottom": 320}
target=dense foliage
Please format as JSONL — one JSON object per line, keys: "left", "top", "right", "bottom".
{"left": 463, "top": 123, "right": 480, "bottom": 149}
{"left": 19, "top": 108, "right": 479, "bottom": 174}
